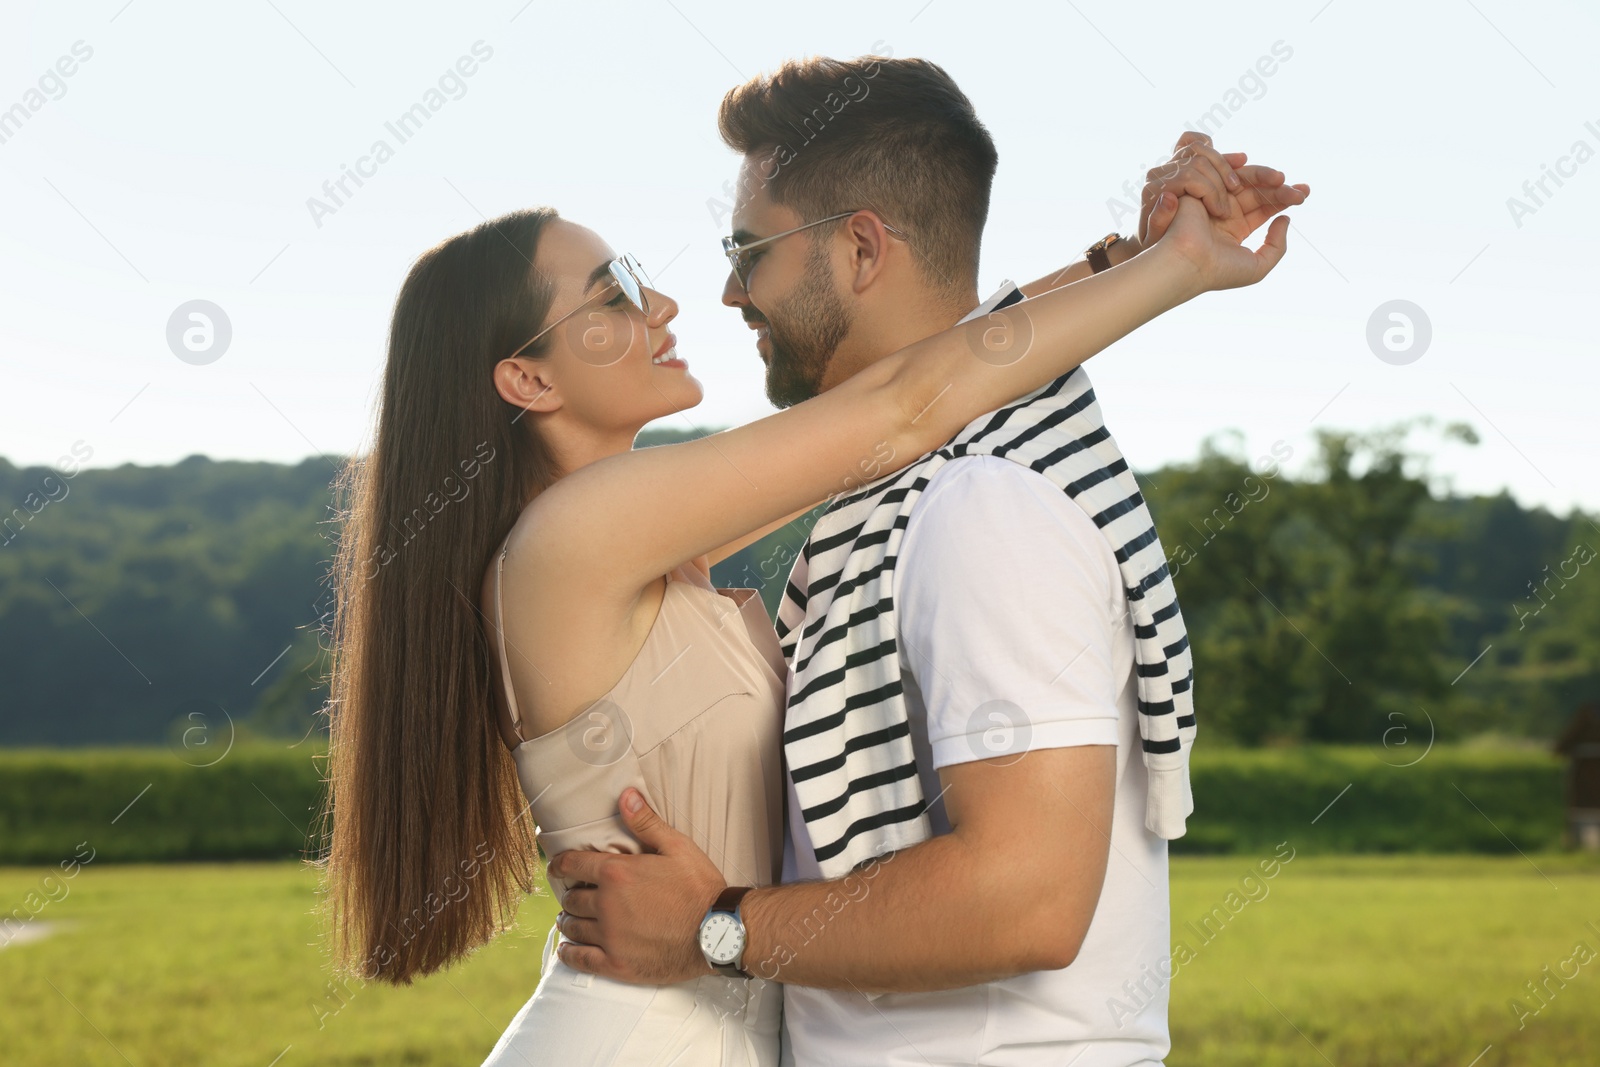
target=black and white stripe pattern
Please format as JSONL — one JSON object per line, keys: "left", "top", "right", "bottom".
{"left": 777, "top": 338, "right": 1197, "bottom": 878}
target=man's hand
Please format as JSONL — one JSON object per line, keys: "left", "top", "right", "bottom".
{"left": 1133, "top": 131, "right": 1310, "bottom": 254}
{"left": 1021, "top": 132, "right": 1308, "bottom": 297}
{"left": 1134, "top": 134, "right": 1311, "bottom": 294}
{"left": 548, "top": 788, "right": 725, "bottom": 985}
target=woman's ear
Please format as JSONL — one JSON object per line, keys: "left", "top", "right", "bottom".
{"left": 493, "top": 357, "right": 562, "bottom": 416}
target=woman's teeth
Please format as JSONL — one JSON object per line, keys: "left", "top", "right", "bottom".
{"left": 652, "top": 347, "right": 676, "bottom": 365}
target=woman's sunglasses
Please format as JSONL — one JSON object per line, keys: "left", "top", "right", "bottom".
{"left": 507, "top": 253, "right": 653, "bottom": 361}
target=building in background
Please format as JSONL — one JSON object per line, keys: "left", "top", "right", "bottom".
{"left": 1555, "top": 701, "right": 1600, "bottom": 850}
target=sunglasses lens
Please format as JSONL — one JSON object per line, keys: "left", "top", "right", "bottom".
{"left": 609, "top": 258, "right": 647, "bottom": 314}
{"left": 624, "top": 254, "right": 652, "bottom": 288}
{"left": 721, "top": 238, "right": 747, "bottom": 290}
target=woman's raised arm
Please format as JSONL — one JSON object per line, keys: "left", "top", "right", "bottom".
{"left": 531, "top": 196, "right": 1288, "bottom": 594}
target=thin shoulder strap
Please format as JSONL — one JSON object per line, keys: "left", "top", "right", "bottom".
{"left": 492, "top": 540, "right": 528, "bottom": 746}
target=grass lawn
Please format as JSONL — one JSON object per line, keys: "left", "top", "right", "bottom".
{"left": 1, "top": 854, "right": 1597, "bottom": 1066}
{"left": 1163, "top": 853, "right": 1599, "bottom": 1066}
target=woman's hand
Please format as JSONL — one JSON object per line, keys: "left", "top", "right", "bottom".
{"left": 1135, "top": 132, "right": 1310, "bottom": 252}
{"left": 1155, "top": 185, "right": 1293, "bottom": 293}
{"left": 1019, "top": 134, "right": 1308, "bottom": 298}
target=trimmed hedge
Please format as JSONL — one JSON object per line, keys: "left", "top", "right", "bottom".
{"left": 0, "top": 745, "right": 326, "bottom": 865}
{"left": 1170, "top": 744, "right": 1566, "bottom": 855}
{"left": 0, "top": 743, "right": 1569, "bottom": 865}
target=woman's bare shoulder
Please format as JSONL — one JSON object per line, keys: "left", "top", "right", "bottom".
{"left": 488, "top": 501, "right": 668, "bottom": 739}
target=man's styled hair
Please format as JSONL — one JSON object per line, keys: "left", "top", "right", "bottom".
{"left": 718, "top": 55, "right": 998, "bottom": 297}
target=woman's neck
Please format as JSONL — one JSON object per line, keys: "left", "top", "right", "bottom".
{"left": 523, "top": 419, "right": 647, "bottom": 508}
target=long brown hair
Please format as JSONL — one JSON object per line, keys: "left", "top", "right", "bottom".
{"left": 317, "top": 207, "right": 564, "bottom": 984}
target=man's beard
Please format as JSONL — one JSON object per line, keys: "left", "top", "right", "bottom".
{"left": 753, "top": 238, "right": 853, "bottom": 409}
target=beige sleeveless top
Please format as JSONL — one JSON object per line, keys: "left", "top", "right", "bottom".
{"left": 487, "top": 539, "right": 787, "bottom": 901}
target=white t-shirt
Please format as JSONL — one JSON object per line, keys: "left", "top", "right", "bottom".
{"left": 778, "top": 455, "right": 1172, "bottom": 1067}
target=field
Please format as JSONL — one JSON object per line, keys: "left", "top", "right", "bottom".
{"left": 1, "top": 854, "right": 1596, "bottom": 1066}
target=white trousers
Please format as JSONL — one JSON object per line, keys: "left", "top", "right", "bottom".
{"left": 479, "top": 922, "right": 782, "bottom": 1066}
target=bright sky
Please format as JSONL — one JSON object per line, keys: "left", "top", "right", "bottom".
{"left": 2, "top": 1, "right": 1595, "bottom": 516}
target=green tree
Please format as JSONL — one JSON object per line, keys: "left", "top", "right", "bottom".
{"left": 1145, "top": 421, "right": 1476, "bottom": 743}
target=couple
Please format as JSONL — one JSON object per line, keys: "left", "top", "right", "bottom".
{"left": 320, "top": 54, "right": 1307, "bottom": 1066}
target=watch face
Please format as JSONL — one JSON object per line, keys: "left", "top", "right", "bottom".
{"left": 699, "top": 912, "right": 746, "bottom": 965}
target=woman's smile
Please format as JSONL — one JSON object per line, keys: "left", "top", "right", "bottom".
{"left": 651, "top": 331, "right": 686, "bottom": 369}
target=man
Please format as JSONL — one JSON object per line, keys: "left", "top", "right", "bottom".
{"left": 551, "top": 55, "right": 1308, "bottom": 1064}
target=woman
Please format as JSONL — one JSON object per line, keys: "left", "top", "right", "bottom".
{"left": 317, "top": 190, "right": 1288, "bottom": 1064}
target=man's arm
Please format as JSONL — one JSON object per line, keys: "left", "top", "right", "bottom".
{"left": 704, "top": 500, "right": 821, "bottom": 568}
{"left": 551, "top": 745, "right": 1114, "bottom": 991}
{"left": 738, "top": 745, "right": 1114, "bottom": 991}
{"left": 552, "top": 459, "right": 1129, "bottom": 992}
{"left": 1017, "top": 235, "right": 1141, "bottom": 298}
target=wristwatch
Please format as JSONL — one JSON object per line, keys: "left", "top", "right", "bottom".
{"left": 1085, "top": 231, "right": 1122, "bottom": 274}
{"left": 698, "top": 886, "right": 753, "bottom": 978}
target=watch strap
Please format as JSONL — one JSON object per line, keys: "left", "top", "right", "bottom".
{"left": 1086, "top": 232, "right": 1121, "bottom": 274}
{"left": 713, "top": 885, "right": 752, "bottom": 914}
{"left": 704, "top": 886, "right": 754, "bottom": 978}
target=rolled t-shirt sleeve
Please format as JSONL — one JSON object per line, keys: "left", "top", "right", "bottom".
{"left": 895, "top": 455, "right": 1127, "bottom": 770}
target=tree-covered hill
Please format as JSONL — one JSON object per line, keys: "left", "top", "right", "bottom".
{"left": 1, "top": 422, "right": 1593, "bottom": 747}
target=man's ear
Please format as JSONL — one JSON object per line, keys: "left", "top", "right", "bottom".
{"left": 841, "top": 212, "right": 897, "bottom": 294}
{"left": 493, "top": 357, "right": 562, "bottom": 416}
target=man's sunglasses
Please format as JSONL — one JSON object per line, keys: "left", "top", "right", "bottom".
{"left": 507, "top": 253, "right": 653, "bottom": 361}
{"left": 721, "top": 210, "right": 905, "bottom": 291}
